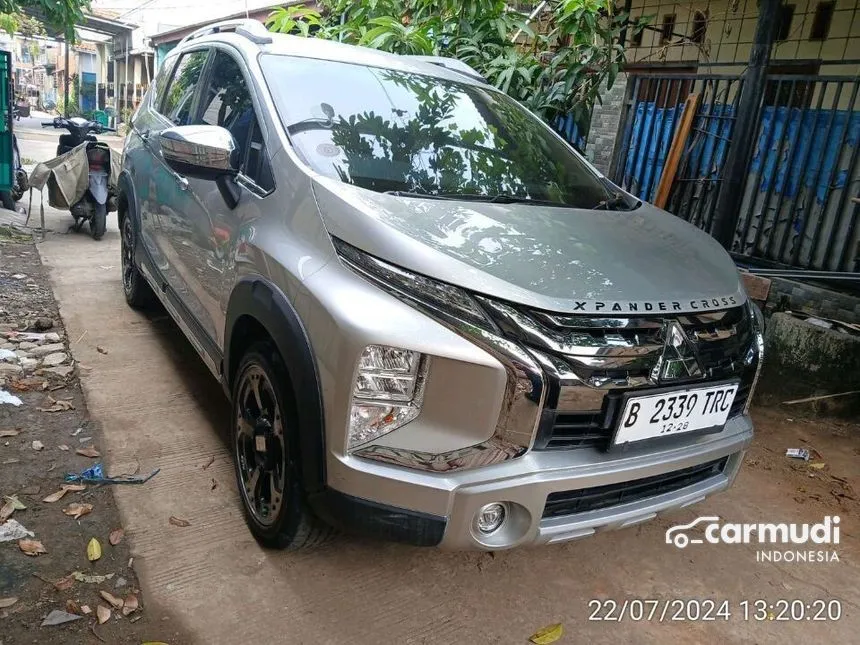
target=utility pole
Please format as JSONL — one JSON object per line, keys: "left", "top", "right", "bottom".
{"left": 63, "top": 38, "right": 70, "bottom": 117}
{"left": 709, "top": 0, "right": 782, "bottom": 249}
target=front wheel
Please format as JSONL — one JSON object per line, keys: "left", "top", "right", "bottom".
{"left": 91, "top": 208, "right": 106, "bottom": 240}
{"left": 120, "top": 215, "right": 154, "bottom": 308}
{"left": 232, "top": 343, "right": 334, "bottom": 550}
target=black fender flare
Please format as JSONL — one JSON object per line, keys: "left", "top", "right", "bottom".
{"left": 116, "top": 170, "right": 138, "bottom": 229}
{"left": 223, "top": 276, "right": 326, "bottom": 495}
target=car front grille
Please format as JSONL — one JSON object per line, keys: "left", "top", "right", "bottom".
{"left": 542, "top": 457, "right": 729, "bottom": 518}
{"left": 476, "top": 298, "right": 757, "bottom": 451}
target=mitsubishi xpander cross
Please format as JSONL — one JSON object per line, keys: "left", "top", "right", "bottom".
{"left": 119, "top": 20, "right": 763, "bottom": 550}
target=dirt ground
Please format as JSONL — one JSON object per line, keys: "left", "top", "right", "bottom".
{"left": 0, "top": 229, "right": 187, "bottom": 644}
{"left": 3, "top": 130, "right": 859, "bottom": 644}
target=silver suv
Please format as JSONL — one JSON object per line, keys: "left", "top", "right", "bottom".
{"left": 119, "top": 20, "right": 763, "bottom": 550}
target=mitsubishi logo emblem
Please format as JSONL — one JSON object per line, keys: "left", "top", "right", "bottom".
{"left": 651, "top": 321, "right": 703, "bottom": 382}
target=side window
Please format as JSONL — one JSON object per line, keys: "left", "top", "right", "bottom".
{"left": 161, "top": 50, "right": 208, "bottom": 126}
{"left": 149, "top": 58, "right": 175, "bottom": 111}
{"left": 196, "top": 51, "right": 273, "bottom": 192}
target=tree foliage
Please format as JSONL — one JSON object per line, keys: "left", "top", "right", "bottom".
{"left": 0, "top": 0, "right": 90, "bottom": 39}
{"left": 267, "top": 1, "right": 650, "bottom": 135}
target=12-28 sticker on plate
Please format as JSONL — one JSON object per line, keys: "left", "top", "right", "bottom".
{"left": 613, "top": 382, "right": 739, "bottom": 446}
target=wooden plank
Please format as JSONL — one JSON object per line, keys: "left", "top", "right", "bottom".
{"left": 653, "top": 93, "right": 700, "bottom": 209}
{"left": 740, "top": 272, "right": 772, "bottom": 302}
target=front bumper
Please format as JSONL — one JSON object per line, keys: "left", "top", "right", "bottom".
{"left": 322, "top": 414, "right": 752, "bottom": 549}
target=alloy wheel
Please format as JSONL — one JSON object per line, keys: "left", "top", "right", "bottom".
{"left": 234, "top": 365, "right": 286, "bottom": 526}
{"left": 121, "top": 218, "right": 135, "bottom": 295}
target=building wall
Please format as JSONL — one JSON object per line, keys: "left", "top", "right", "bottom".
{"left": 586, "top": 73, "right": 628, "bottom": 175}
{"left": 626, "top": 0, "right": 860, "bottom": 69}
{"left": 588, "top": 0, "right": 860, "bottom": 176}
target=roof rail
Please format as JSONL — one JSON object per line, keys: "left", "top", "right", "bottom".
{"left": 405, "top": 55, "right": 487, "bottom": 83}
{"left": 179, "top": 19, "right": 273, "bottom": 46}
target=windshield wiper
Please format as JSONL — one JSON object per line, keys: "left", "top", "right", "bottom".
{"left": 593, "top": 193, "right": 641, "bottom": 211}
{"left": 384, "top": 190, "right": 566, "bottom": 207}
{"left": 383, "top": 190, "right": 458, "bottom": 200}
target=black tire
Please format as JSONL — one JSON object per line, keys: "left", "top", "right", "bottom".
{"left": 232, "top": 342, "right": 334, "bottom": 550}
{"left": 120, "top": 215, "right": 155, "bottom": 308}
{"left": 11, "top": 170, "right": 28, "bottom": 202}
{"left": 0, "top": 191, "right": 14, "bottom": 211}
{"left": 91, "top": 209, "right": 106, "bottom": 240}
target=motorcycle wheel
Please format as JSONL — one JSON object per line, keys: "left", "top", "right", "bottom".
{"left": 91, "top": 210, "right": 106, "bottom": 241}
{"left": 11, "top": 170, "right": 28, "bottom": 202}
{"left": 0, "top": 191, "right": 14, "bottom": 211}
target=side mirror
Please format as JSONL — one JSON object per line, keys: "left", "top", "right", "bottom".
{"left": 160, "top": 125, "right": 239, "bottom": 181}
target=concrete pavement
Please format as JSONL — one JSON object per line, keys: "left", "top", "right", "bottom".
{"left": 16, "top": 131, "right": 860, "bottom": 644}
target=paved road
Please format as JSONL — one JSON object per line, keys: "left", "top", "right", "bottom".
{"left": 18, "top": 132, "right": 860, "bottom": 644}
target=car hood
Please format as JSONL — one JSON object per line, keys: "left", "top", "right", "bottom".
{"left": 312, "top": 177, "right": 746, "bottom": 315}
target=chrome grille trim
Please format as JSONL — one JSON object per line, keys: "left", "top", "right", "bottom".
{"left": 478, "top": 299, "right": 758, "bottom": 451}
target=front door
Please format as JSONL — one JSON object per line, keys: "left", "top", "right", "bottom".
{"left": 175, "top": 49, "right": 275, "bottom": 347}
{"left": 145, "top": 49, "right": 223, "bottom": 344}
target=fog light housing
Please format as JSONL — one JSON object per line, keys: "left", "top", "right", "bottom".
{"left": 348, "top": 345, "right": 427, "bottom": 450}
{"left": 473, "top": 502, "right": 507, "bottom": 535}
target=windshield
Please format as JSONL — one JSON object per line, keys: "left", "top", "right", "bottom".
{"left": 261, "top": 55, "right": 615, "bottom": 208}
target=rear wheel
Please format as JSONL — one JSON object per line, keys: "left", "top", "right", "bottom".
{"left": 232, "top": 342, "right": 333, "bottom": 550}
{"left": 91, "top": 209, "right": 106, "bottom": 240}
{"left": 120, "top": 215, "right": 154, "bottom": 308}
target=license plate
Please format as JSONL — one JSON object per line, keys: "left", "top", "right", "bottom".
{"left": 613, "top": 383, "right": 739, "bottom": 446}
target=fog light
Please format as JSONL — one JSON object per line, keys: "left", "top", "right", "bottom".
{"left": 474, "top": 502, "right": 507, "bottom": 535}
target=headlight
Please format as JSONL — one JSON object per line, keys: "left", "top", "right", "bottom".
{"left": 332, "top": 237, "right": 495, "bottom": 331}
{"left": 348, "top": 345, "right": 428, "bottom": 449}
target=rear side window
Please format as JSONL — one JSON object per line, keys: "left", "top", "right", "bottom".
{"left": 161, "top": 50, "right": 208, "bottom": 126}
{"left": 196, "top": 51, "right": 273, "bottom": 192}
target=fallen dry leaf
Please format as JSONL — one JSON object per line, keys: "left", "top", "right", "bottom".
{"left": 97, "top": 346, "right": 108, "bottom": 355}
{"left": 121, "top": 594, "right": 139, "bottom": 616}
{"left": 0, "top": 429, "right": 20, "bottom": 437}
{"left": 53, "top": 575, "right": 75, "bottom": 591}
{"left": 58, "top": 444, "right": 70, "bottom": 451}
{"left": 0, "top": 501, "right": 15, "bottom": 521}
{"left": 87, "top": 537, "right": 102, "bottom": 562}
{"left": 18, "top": 538, "right": 47, "bottom": 556}
{"left": 71, "top": 571, "right": 114, "bottom": 584}
{"left": 66, "top": 599, "right": 82, "bottom": 615}
{"left": 37, "top": 396, "right": 75, "bottom": 413}
{"left": 99, "top": 590, "right": 124, "bottom": 609}
{"left": 109, "top": 528, "right": 125, "bottom": 546}
{"left": 809, "top": 462, "right": 826, "bottom": 470}
{"left": 63, "top": 502, "right": 93, "bottom": 520}
{"left": 168, "top": 516, "right": 191, "bottom": 527}
{"left": 529, "top": 623, "right": 564, "bottom": 645}
{"left": 76, "top": 446, "right": 101, "bottom": 458}
{"left": 96, "top": 604, "right": 111, "bottom": 624}
{"left": 31, "top": 440, "right": 44, "bottom": 451}
{"left": 81, "top": 605, "right": 92, "bottom": 615}
{"left": 42, "top": 484, "right": 86, "bottom": 503}
{"left": 0, "top": 596, "right": 18, "bottom": 609}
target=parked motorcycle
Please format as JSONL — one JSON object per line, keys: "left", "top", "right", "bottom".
{"left": 29, "top": 117, "right": 119, "bottom": 240}
{"left": 45, "top": 116, "right": 115, "bottom": 156}
{"left": 0, "top": 133, "right": 29, "bottom": 210}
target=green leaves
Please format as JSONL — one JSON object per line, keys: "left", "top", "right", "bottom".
{"left": 265, "top": 0, "right": 637, "bottom": 140}
{"left": 266, "top": 5, "right": 322, "bottom": 37}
